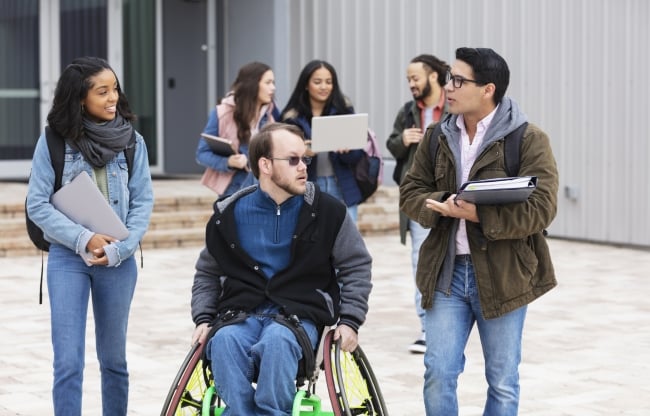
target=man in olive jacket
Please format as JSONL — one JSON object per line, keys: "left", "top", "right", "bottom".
{"left": 399, "top": 47, "right": 558, "bottom": 416}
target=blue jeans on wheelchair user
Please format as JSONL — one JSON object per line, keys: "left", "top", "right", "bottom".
{"left": 423, "top": 255, "right": 527, "bottom": 416}
{"left": 207, "top": 304, "right": 320, "bottom": 416}
{"left": 48, "top": 244, "right": 137, "bottom": 416}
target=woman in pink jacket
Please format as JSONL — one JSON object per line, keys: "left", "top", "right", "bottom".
{"left": 196, "top": 61, "right": 278, "bottom": 196}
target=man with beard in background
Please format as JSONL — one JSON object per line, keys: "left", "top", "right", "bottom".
{"left": 386, "top": 54, "right": 449, "bottom": 353}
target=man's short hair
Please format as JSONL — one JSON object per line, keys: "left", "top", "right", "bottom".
{"left": 249, "top": 123, "right": 305, "bottom": 178}
{"left": 455, "top": 47, "right": 510, "bottom": 104}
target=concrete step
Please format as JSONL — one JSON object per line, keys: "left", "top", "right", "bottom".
{"left": 0, "top": 183, "right": 400, "bottom": 257}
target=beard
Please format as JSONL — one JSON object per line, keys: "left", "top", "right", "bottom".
{"left": 271, "top": 171, "right": 306, "bottom": 196}
{"left": 412, "top": 79, "right": 432, "bottom": 101}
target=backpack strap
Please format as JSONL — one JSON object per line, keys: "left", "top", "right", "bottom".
{"left": 123, "top": 130, "right": 141, "bottom": 265}
{"left": 124, "top": 130, "right": 136, "bottom": 179}
{"left": 427, "top": 122, "right": 444, "bottom": 165}
{"left": 428, "top": 121, "right": 529, "bottom": 177}
{"left": 44, "top": 126, "right": 67, "bottom": 192}
{"left": 273, "top": 313, "right": 316, "bottom": 388}
{"left": 35, "top": 127, "right": 66, "bottom": 304}
{"left": 503, "top": 122, "right": 528, "bottom": 177}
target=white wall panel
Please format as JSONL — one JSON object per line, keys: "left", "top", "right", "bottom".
{"left": 269, "top": 0, "right": 650, "bottom": 246}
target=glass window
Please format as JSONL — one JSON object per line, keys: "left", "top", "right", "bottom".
{"left": 60, "top": 0, "right": 107, "bottom": 67}
{"left": 122, "top": 0, "right": 157, "bottom": 165}
{"left": 0, "top": 0, "right": 40, "bottom": 160}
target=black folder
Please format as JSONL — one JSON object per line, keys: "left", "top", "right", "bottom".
{"left": 201, "top": 133, "right": 235, "bottom": 156}
{"left": 455, "top": 176, "right": 537, "bottom": 204}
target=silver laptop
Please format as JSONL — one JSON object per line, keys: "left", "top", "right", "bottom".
{"left": 310, "top": 113, "right": 368, "bottom": 153}
{"left": 51, "top": 171, "right": 129, "bottom": 264}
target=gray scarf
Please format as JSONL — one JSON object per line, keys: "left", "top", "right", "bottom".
{"left": 72, "top": 114, "right": 134, "bottom": 168}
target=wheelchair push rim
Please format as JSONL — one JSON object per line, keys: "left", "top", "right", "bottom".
{"left": 161, "top": 341, "right": 212, "bottom": 416}
{"left": 322, "top": 330, "right": 388, "bottom": 416}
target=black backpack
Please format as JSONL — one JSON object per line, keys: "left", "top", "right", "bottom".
{"left": 427, "top": 121, "right": 529, "bottom": 177}
{"left": 25, "top": 126, "right": 135, "bottom": 302}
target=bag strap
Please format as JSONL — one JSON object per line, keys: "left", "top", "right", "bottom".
{"left": 37, "top": 127, "right": 66, "bottom": 304}
{"left": 200, "top": 310, "right": 316, "bottom": 388}
{"left": 426, "top": 123, "right": 444, "bottom": 166}
{"left": 200, "top": 309, "right": 251, "bottom": 385}
{"left": 44, "top": 126, "right": 66, "bottom": 192}
{"left": 503, "top": 122, "right": 528, "bottom": 177}
{"left": 124, "top": 138, "right": 136, "bottom": 179}
{"left": 428, "top": 121, "right": 529, "bottom": 177}
{"left": 273, "top": 313, "right": 316, "bottom": 387}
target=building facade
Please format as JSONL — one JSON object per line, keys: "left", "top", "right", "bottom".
{"left": 1, "top": 0, "right": 649, "bottom": 246}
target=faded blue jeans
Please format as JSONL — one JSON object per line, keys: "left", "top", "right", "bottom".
{"left": 409, "top": 219, "right": 429, "bottom": 333}
{"left": 423, "top": 255, "right": 527, "bottom": 416}
{"left": 47, "top": 243, "right": 137, "bottom": 416}
{"left": 315, "top": 175, "right": 358, "bottom": 223}
{"left": 207, "top": 304, "right": 319, "bottom": 416}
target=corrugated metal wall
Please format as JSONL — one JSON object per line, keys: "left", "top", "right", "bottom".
{"left": 277, "top": 0, "right": 650, "bottom": 246}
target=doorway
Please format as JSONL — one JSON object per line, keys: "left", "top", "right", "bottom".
{"left": 162, "top": 0, "right": 208, "bottom": 174}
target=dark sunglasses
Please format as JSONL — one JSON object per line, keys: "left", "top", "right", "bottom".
{"left": 269, "top": 156, "right": 312, "bottom": 166}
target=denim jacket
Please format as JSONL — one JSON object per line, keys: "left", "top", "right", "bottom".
{"left": 26, "top": 130, "right": 154, "bottom": 267}
{"left": 195, "top": 96, "right": 277, "bottom": 196}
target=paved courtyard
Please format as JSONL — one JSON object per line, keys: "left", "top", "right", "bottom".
{"left": 1, "top": 231, "right": 650, "bottom": 415}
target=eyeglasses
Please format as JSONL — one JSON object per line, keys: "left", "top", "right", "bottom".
{"left": 269, "top": 156, "right": 312, "bottom": 166}
{"left": 445, "top": 70, "right": 481, "bottom": 88}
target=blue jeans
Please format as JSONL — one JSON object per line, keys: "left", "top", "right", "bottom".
{"left": 423, "top": 256, "right": 527, "bottom": 416}
{"left": 207, "top": 305, "right": 319, "bottom": 416}
{"left": 409, "top": 220, "right": 429, "bottom": 333}
{"left": 315, "top": 176, "right": 357, "bottom": 222}
{"left": 47, "top": 244, "right": 137, "bottom": 416}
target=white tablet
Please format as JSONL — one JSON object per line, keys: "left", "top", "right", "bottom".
{"left": 310, "top": 113, "right": 368, "bottom": 153}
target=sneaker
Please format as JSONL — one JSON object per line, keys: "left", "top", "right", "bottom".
{"left": 408, "top": 334, "right": 426, "bottom": 354}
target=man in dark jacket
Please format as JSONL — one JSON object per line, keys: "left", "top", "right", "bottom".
{"left": 191, "top": 123, "right": 372, "bottom": 415}
{"left": 386, "top": 54, "right": 449, "bottom": 353}
{"left": 400, "top": 47, "right": 558, "bottom": 415}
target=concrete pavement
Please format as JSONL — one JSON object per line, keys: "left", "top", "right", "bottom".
{"left": 1, "top": 182, "right": 650, "bottom": 415}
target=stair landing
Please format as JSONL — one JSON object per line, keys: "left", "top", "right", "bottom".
{"left": 0, "top": 178, "right": 399, "bottom": 257}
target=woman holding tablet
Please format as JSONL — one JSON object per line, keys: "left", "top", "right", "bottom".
{"left": 26, "top": 56, "right": 153, "bottom": 416}
{"left": 280, "top": 60, "right": 364, "bottom": 222}
{"left": 196, "top": 61, "right": 278, "bottom": 196}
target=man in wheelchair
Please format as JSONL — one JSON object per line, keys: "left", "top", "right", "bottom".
{"left": 190, "top": 123, "right": 373, "bottom": 415}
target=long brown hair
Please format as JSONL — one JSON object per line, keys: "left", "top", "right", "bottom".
{"left": 231, "top": 61, "right": 272, "bottom": 144}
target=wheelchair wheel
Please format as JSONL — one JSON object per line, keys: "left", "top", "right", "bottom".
{"left": 161, "top": 342, "right": 214, "bottom": 416}
{"left": 322, "top": 330, "right": 388, "bottom": 416}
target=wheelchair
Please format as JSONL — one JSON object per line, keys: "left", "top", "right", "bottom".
{"left": 160, "top": 326, "right": 388, "bottom": 415}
